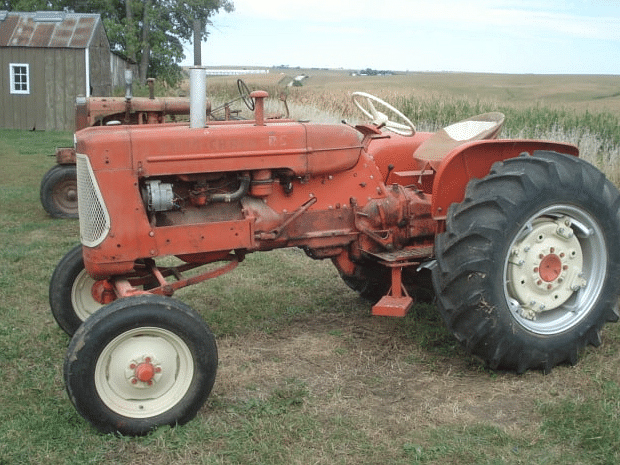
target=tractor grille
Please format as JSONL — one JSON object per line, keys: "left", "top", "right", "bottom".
{"left": 76, "top": 154, "right": 110, "bottom": 247}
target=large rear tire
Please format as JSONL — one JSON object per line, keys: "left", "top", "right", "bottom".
{"left": 64, "top": 295, "right": 218, "bottom": 436}
{"left": 433, "top": 151, "right": 620, "bottom": 373}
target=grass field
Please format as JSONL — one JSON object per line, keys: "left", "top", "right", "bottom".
{"left": 2, "top": 72, "right": 620, "bottom": 464}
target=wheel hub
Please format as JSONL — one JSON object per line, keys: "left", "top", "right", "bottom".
{"left": 91, "top": 279, "right": 116, "bottom": 305}
{"left": 539, "top": 253, "right": 562, "bottom": 282}
{"left": 126, "top": 356, "right": 162, "bottom": 388}
{"left": 53, "top": 180, "right": 78, "bottom": 213}
{"left": 65, "top": 188, "right": 77, "bottom": 202}
{"left": 507, "top": 217, "right": 586, "bottom": 319}
{"left": 136, "top": 361, "right": 155, "bottom": 382}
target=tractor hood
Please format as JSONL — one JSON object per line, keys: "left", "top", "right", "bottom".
{"left": 75, "top": 121, "right": 364, "bottom": 178}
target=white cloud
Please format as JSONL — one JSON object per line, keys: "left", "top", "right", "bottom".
{"left": 227, "top": 0, "right": 620, "bottom": 40}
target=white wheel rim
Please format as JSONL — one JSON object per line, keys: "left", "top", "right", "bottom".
{"left": 503, "top": 205, "right": 606, "bottom": 335}
{"left": 94, "top": 327, "right": 194, "bottom": 419}
{"left": 71, "top": 269, "right": 103, "bottom": 321}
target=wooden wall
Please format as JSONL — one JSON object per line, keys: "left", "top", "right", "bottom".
{"left": 1, "top": 47, "right": 86, "bottom": 131}
{"left": 88, "top": 23, "right": 111, "bottom": 97}
{"left": 0, "top": 22, "right": 122, "bottom": 131}
{"left": 1, "top": 47, "right": 47, "bottom": 130}
{"left": 46, "top": 48, "right": 87, "bottom": 131}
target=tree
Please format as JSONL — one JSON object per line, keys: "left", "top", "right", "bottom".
{"left": 2, "top": 1, "right": 62, "bottom": 10}
{"left": 3, "top": 1, "right": 235, "bottom": 85}
{"left": 83, "top": 0, "right": 235, "bottom": 85}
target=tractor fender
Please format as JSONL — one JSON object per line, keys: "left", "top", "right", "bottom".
{"left": 431, "top": 139, "right": 579, "bottom": 219}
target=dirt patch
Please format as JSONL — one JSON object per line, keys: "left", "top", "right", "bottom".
{"left": 209, "top": 312, "right": 584, "bottom": 436}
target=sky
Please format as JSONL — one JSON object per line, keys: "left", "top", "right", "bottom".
{"left": 181, "top": 0, "right": 620, "bottom": 75}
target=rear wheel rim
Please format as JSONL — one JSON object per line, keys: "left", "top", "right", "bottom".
{"left": 503, "top": 204, "right": 606, "bottom": 335}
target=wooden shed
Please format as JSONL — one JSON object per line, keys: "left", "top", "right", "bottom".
{"left": 0, "top": 11, "right": 135, "bottom": 131}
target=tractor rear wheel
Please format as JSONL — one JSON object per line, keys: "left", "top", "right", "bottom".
{"left": 64, "top": 295, "right": 218, "bottom": 436}
{"left": 50, "top": 244, "right": 103, "bottom": 336}
{"left": 432, "top": 151, "right": 620, "bottom": 373}
{"left": 40, "top": 164, "right": 78, "bottom": 218}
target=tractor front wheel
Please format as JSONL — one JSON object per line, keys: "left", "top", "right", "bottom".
{"left": 64, "top": 295, "right": 218, "bottom": 436}
{"left": 433, "top": 151, "right": 620, "bottom": 373}
{"left": 40, "top": 164, "right": 78, "bottom": 218}
{"left": 50, "top": 244, "right": 103, "bottom": 336}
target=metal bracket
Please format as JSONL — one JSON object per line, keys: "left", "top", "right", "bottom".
{"left": 372, "top": 263, "right": 414, "bottom": 317}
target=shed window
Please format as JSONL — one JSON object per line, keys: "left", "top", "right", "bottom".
{"left": 10, "top": 63, "right": 30, "bottom": 94}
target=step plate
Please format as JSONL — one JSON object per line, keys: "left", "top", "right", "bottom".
{"left": 364, "top": 246, "right": 434, "bottom": 264}
{"left": 372, "top": 295, "right": 414, "bottom": 317}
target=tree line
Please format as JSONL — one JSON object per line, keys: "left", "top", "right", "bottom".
{"left": 2, "top": 1, "right": 234, "bottom": 85}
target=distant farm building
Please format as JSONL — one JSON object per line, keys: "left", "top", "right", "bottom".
{"left": 204, "top": 68, "right": 269, "bottom": 76}
{"left": 0, "top": 11, "right": 136, "bottom": 130}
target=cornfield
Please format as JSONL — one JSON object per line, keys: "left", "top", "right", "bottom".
{"left": 207, "top": 82, "right": 620, "bottom": 186}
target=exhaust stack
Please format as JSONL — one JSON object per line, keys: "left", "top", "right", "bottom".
{"left": 190, "top": 66, "right": 207, "bottom": 129}
{"left": 124, "top": 69, "right": 133, "bottom": 100}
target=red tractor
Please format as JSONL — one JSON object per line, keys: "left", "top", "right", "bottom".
{"left": 39, "top": 78, "right": 255, "bottom": 218}
{"left": 50, "top": 72, "right": 620, "bottom": 435}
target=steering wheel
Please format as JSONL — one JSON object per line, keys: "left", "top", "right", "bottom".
{"left": 237, "top": 79, "right": 255, "bottom": 111}
{"left": 352, "top": 92, "right": 416, "bottom": 136}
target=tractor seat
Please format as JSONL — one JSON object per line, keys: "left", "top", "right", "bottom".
{"left": 413, "top": 112, "right": 505, "bottom": 164}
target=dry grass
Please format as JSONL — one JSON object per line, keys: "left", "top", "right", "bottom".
{"left": 207, "top": 69, "right": 620, "bottom": 185}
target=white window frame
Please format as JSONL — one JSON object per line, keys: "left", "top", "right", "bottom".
{"left": 9, "top": 63, "right": 30, "bottom": 95}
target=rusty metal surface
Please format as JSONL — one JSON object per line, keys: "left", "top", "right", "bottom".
{"left": 0, "top": 12, "right": 99, "bottom": 48}
{"left": 75, "top": 89, "right": 558, "bottom": 312}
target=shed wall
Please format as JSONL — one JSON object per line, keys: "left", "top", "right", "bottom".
{"left": 44, "top": 48, "right": 86, "bottom": 131}
{"left": 1, "top": 47, "right": 86, "bottom": 130}
{"left": 1, "top": 47, "right": 47, "bottom": 130}
{"left": 88, "top": 22, "right": 111, "bottom": 96}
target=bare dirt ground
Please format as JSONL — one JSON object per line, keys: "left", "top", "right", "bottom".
{"left": 210, "top": 310, "right": 593, "bottom": 438}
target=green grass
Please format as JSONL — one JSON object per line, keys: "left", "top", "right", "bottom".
{"left": 538, "top": 379, "right": 620, "bottom": 464}
{"left": 3, "top": 77, "right": 620, "bottom": 464}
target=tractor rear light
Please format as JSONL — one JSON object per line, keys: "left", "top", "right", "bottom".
{"left": 76, "top": 153, "right": 111, "bottom": 247}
